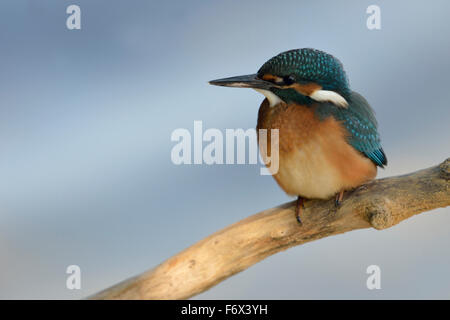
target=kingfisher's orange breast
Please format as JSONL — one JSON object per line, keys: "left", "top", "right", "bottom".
{"left": 257, "top": 99, "right": 377, "bottom": 199}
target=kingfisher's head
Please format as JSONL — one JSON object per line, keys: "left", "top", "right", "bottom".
{"left": 210, "top": 48, "right": 351, "bottom": 108}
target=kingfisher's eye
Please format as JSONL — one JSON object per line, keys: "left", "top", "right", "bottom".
{"left": 283, "top": 75, "right": 296, "bottom": 85}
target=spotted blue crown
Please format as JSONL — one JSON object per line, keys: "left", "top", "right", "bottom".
{"left": 257, "top": 48, "right": 351, "bottom": 98}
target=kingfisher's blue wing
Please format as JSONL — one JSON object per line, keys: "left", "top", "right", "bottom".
{"left": 316, "top": 91, "right": 387, "bottom": 168}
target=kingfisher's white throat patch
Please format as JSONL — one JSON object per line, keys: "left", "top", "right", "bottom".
{"left": 254, "top": 89, "right": 283, "bottom": 107}
{"left": 254, "top": 88, "right": 348, "bottom": 108}
{"left": 310, "top": 90, "right": 348, "bottom": 108}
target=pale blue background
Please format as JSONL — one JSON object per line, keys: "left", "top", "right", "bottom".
{"left": 0, "top": 0, "right": 449, "bottom": 299}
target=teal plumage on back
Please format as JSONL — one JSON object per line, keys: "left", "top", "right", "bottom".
{"left": 315, "top": 91, "right": 387, "bottom": 167}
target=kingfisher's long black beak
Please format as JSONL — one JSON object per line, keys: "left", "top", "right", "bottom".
{"left": 209, "top": 74, "right": 272, "bottom": 90}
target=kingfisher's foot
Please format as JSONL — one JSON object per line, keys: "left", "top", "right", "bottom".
{"left": 295, "top": 196, "right": 305, "bottom": 225}
{"left": 335, "top": 191, "right": 345, "bottom": 207}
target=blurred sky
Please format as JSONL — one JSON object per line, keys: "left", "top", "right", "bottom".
{"left": 0, "top": 0, "right": 449, "bottom": 299}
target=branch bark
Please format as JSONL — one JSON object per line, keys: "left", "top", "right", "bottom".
{"left": 90, "top": 158, "right": 450, "bottom": 300}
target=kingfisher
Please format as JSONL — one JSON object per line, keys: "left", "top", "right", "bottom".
{"left": 209, "top": 48, "right": 387, "bottom": 224}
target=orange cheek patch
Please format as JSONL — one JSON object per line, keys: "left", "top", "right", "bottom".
{"left": 261, "top": 74, "right": 282, "bottom": 82}
{"left": 290, "top": 82, "right": 322, "bottom": 96}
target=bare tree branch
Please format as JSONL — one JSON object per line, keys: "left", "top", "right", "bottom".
{"left": 90, "top": 158, "right": 450, "bottom": 300}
